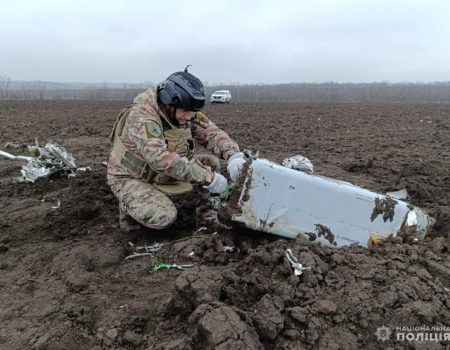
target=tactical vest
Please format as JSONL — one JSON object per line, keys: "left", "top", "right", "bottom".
{"left": 109, "top": 105, "right": 195, "bottom": 195}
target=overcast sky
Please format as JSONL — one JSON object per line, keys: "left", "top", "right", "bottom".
{"left": 1, "top": 0, "right": 450, "bottom": 84}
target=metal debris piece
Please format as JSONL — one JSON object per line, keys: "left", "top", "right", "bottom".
{"left": 125, "top": 252, "right": 154, "bottom": 260}
{"left": 187, "top": 251, "right": 195, "bottom": 257}
{"left": 285, "top": 249, "right": 311, "bottom": 276}
{"left": 0, "top": 150, "right": 32, "bottom": 161}
{"left": 231, "top": 157, "right": 434, "bottom": 248}
{"left": 193, "top": 227, "right": 207, "bottom": 234}
{"left": 6, "top": 142, "right": 77, "bottom": 183}
{"left": 223, "top": 246, "right": 234, "bottom": 252}
{"left": 125, "top": 243, "right": 163, "bottom": 260}
{"left": 386, "top": 188, "right": 409, "bottom": 200}
{"left": 149, "top": 260, "right": 194, "bottom": 273}
{"left": 282, "top": 155, "right": 314, "bottom": 173}
{"left": 135, "top": 243, "right": 163, "bottom": 254}
{"left": 76, "top": 166, "right": 91, "bottom": 172}
{"left": 51, "top": 199, "right": 61, "bottom": 209}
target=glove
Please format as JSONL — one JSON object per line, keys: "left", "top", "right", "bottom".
{"left": 281, "top": 155, "right": 314, "bottom": 173}
{"left": 227, "top": 152, "right": 246, "bottom": 182}
{"left": 203, "top": 172, "right": 229, "bottom": 198}
{"left": 193, "top": 154, "right": 221, "bottom": 172}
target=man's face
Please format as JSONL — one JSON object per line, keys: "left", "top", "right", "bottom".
{"left": 174, "top": 108, "right": 195, "bottom": 125}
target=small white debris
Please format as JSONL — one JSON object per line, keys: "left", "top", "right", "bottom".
{"left": 51, "top": 199, "right": 61, "bottom": 210}
{"left": 188, "top": 251, "right": 195, "bottom": 257}
{"left": 285, "top": 249, "right": 311, "bottom": 276}
{"left": 135, "top": 243, "right": 163, "bottom": 253}
{"left": 223, "top": 246, "right": 234, "bottom": 253}
{"left": 124, "top": 252, "right": 154, "bottom": 260}
{"left": 124, "top": 242, "right": 163, "bottom": 260}
{"left": 0, "top": 150, "right": 32, "bottom": 161}
{"left": 282, "top": 155, "right": 314, "bottom": 173}
{"left": 386, "top": 188, "right": 409, "bottom": 200}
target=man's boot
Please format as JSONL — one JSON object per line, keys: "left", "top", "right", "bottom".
{"left": 119, "top": 207, "right": 141, "bottom": 232}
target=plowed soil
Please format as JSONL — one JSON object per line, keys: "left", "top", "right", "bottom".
{"left": 0, "top": 100, "right": 449, "bottom": 350}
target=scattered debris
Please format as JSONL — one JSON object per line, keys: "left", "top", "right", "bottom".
{"left": 76, "top": 166, "right": 91, "bottom": 172}
{"left": 125, "top": 243, "right": 163, "bottom": 260}
{"left": 0, "top": 150, "right": 32, "bottom": 161}
{"left": 223, "top": 246, "right": 234, "bottom": 253}
{"left": 285, "top": 249, "right": 311, "bottom": 276}
{"left": 282, "top": 154, "right": 314, "bottom": 173}
{"left": 136, "top": 243, "right": 163, "bottom": 254}
{"left": 51, "top": 199, "right": 61, "bottom": 210}
{"left": 386, "top": 188, "right": 409, "bottom": 201}
{"left": 149, "top": 260, "right": 194, "bottom": 273}
{"left": 193, "top": 227, "right": 207, "bottom": 235}
{"left": 0, "top": 141, "right": 90, "bottom": 183}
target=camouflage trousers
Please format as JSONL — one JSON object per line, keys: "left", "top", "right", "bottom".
{"left": 107, "top": 175, "right": 219, "bottom": 230}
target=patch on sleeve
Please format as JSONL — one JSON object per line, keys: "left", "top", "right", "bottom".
{"left": 145, "top": 121, "right": 162, "bottom": 138}
{"left": 195, "top": 112, "right": 209, "bottom": 123}
{"left": 194, "top": 112, "right": 210, "bottom": 128}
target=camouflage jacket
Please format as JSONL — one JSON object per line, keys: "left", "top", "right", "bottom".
{"left": 107, "top": 87, "right": 239, "bottom": 183}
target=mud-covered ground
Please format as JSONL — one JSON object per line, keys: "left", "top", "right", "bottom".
{"left": 0, "top": 100, "right": 449, "bottom": 350}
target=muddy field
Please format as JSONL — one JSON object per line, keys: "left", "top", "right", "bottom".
{"left": 0, "top": 100, "right": 449, "bottom": 350}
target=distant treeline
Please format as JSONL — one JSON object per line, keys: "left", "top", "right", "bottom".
{"left": 206, "top": 82, "right": 450, "bottom": 104}
{"left": 2, "top": 80, "right": 450, "bottom": 103}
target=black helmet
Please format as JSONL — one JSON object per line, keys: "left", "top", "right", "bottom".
{"left": 158, "top": 66, "right": 205, "bottom": 111}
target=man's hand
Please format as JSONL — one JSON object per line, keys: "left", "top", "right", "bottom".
{"left": 203, "top": 172, "right": 229, "bottom": 198}
{"left": 227, "top": 152, "right": 246, "bottom": 182}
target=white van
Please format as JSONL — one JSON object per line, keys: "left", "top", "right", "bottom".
{"left": 210, "top": 90, "right": 231, "bottom": 103}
